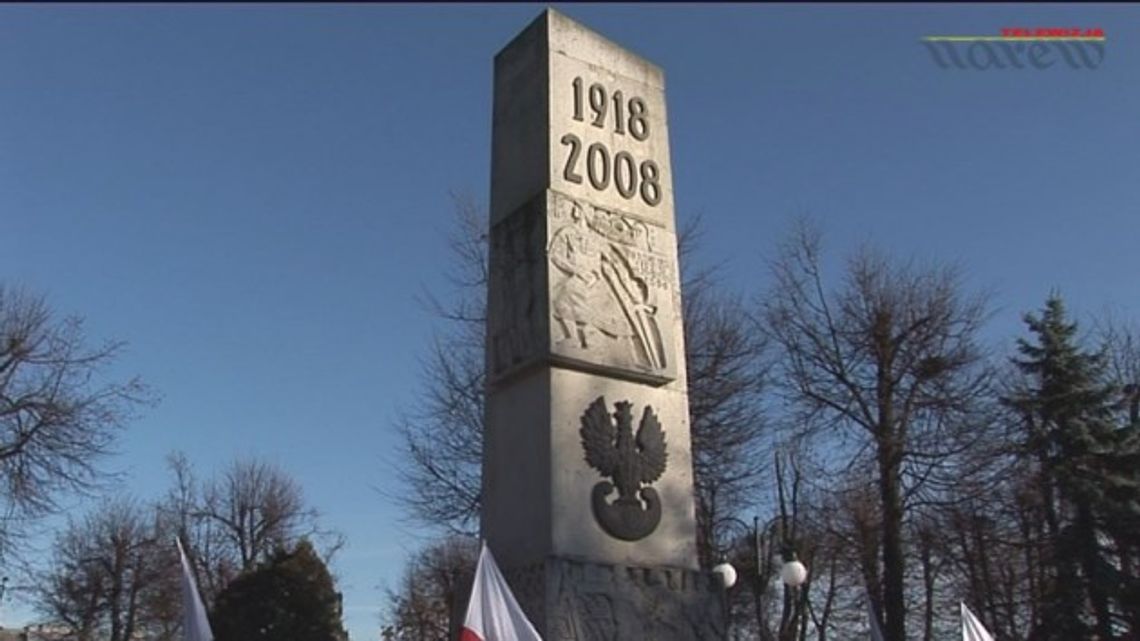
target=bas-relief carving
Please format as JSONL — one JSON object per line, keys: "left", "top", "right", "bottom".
{"left": 501, "top": 563, "right": 549, "bottom": 634}
{"left": 487, "top": 191, "right": 679, "bottom": 385}
{"left": 546, "top": 559, "right": 725, "bottom": 641}
{"left": 488, "top": 559, "right": 724, "bottom": 641}
{"left": 488, "top": 200, "right": 545, "bottom": 378}
{"left": 547, "top": 193, "right": 677, "bottom": 383}
{"left": 580, "top": 397, "right": 667, "bottom": 541}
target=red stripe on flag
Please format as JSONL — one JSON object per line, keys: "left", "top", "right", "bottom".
{"left": 458, "top": 627, "right": 483, "bottom": 641}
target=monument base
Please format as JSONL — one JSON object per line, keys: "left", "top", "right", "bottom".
{"left": 501, "top": 557, "right": 727, "bottom": 641}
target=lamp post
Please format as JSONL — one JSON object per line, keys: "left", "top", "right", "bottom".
{"left": 711, "top": 515, "right": 808, "bottom": 640}
{"left": 0, "top": 575, "right": 8, "bottom": 626}
{"left": 712, "top": 516, "right": 807, "bottom": 589}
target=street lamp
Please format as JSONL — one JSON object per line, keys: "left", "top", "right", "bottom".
{"left": 712, "top": 558, "right": 738, "bottom": 588}
{"left": 712, "top": 516, "right": 807, "bottom": 590}
{"left": 780, "top": 557, "right": 808, "bottom": 587}
{"left": 711, "top": 515, "right": 808, "bottom": 641}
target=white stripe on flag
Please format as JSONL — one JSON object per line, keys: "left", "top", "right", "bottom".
{"left": 962, "top": 603, "right": 995, "bottom": 641}
{"left": 177, "top": 538, "right": 215, "bottom": 641}
{"left": 460, "top": 541, "right": 542, "bottom": 641}
{"left": 867, "top": 595, "right": 885, "bottom": 641}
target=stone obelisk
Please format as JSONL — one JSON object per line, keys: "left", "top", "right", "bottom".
{"left": 482, "top": 9, "right": 723, "bottom": 639}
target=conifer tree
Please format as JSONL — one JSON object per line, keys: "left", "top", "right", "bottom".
{"left": 211, "top": 539, "right": 347, "bottom": 641}
{"left": 1006, "top": 295, "right": 1134, "bottom": 639}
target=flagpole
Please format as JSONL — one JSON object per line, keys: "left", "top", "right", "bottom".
{"left": 177, "top": 537, "right": 215, "bottom": 641}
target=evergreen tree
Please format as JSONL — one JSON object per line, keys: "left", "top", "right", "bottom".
{"left": 1006, "top": 295, "right": 1136, "bottom": 639}
{"left": 211, "top": 539, "right": 347, "bottom": 641}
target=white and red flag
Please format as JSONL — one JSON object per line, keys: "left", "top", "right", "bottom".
{"left": 176, "top": 537, "right": 214, "bottom": 641}
{"left": 961, "top": 603, "right": 995, "bottom": 641}
{"left": 867, "top": 596, "right": 885, "bottom": 641}
{"left": 459, "top": 542, "right": 543, "bottom": 641}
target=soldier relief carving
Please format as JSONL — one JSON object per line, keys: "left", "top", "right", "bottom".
{"left": 580, "top": 396, "right": 667, "bottom": 541}
{"left": 547, "top": 195, "right": 674, "bottom": 380}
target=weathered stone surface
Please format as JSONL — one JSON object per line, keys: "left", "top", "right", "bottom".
{"left": 483, "top": 364, "right": 699, "bottom": 571}
{"left": 502, "top": 558, "right": 726, "bottom": 641}
{"left": 490, "top": 11, "right": 674, "bottom": 230}
{"left": 546, "top": 192, "right": 678, "bottom": 384}
{"left": 486, "top": 193, "right": 549, "bottom": 379}
{"left": 486, "top": 190, "right": 678, "bottom": 385}
{"left": 482, "top": 8, "right": 713, "bottom": 639}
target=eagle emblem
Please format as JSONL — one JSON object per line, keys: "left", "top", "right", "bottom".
{"left": 579, "top": 396, "right": 668, "bottom": 541}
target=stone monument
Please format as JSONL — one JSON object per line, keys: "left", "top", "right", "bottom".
{"left": 482, "top": 9, "right": 725, "bottom": 640}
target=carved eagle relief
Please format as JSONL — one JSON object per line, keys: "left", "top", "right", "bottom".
{"left": 579, "top": 396, "right": 668, "bottom": 541}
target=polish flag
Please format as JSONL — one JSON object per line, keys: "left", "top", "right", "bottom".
{"left": 176, "top": 537, "right": 214, "bottom": 641}
{"left": 867, "top": 595, "right": 885, "bottom": 641}
{"left": 961, "top": 603, "right": 995, "bottom": 641}
{"left": 458, "top": 542, "right": 543, "bottom": 641}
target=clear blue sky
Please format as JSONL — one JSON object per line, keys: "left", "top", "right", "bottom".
{"left": 1, "top": 4, "right": 1137, "bottom": 639}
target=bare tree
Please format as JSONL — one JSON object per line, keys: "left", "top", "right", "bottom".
{"left": 159, "top": 453, "right": 343, "bottom": 606}
{"left": 391, "top": 195, "right": 487, "bottom": 535}
{"left": 761, "top": 221, "right": 991, "bottom": 641}
{"left": 159, "top": 451, "right": 236, "bottom": 604}
{"left": 380, "top": 535, "right": 479, "bottom": 641}
{"left": 1100, "top": 313, "right": 1140, "bottom": 425}
{"left": 1098, "top": 316, "right": 1140, "bottom": 629}
{"left": 938, "top": 479, "right": 1040, "bottom": 639}
{"left": 0, "top": 285, "right": 150, "bottom": 558}
{"left": 683, "top": 223, "right": 770, "bottom": 567}
{"left": 203, "top": 458, "right": 317, "bottom": 569}
{"left": 36, "top": 498, "right": 178, "bottom": 641}
{"left": 34, "top": 454, "right": 342, "bottom": 640}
